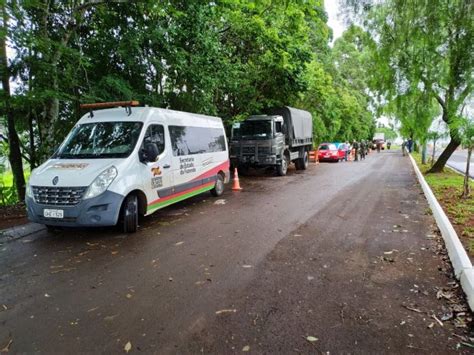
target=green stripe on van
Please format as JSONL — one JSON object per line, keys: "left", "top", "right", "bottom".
{"left": 146, "top": 184, "right": 214, "bottom": 214}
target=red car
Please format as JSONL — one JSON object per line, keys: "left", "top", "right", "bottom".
{"left": 317, "top": 143, "right": 343, "bottom": 162}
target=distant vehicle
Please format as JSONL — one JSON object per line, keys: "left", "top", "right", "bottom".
{"left": 317, "top": 143, "right": 342, "bottom": 162}
{"left": 230, "top": 107, "right": 313, "bottom": 176}
{"left": 26, "top": 102, "right": 230, "bottom": 233}
{"left": 372, "top": 132, "right": 385, "bottom": 150}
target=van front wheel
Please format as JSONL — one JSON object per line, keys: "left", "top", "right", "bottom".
{"left": 211, "top": 174, "right": 224, "bottom": 197}
{"left": 122, "top": 194, "right": 138, "bottom": 233}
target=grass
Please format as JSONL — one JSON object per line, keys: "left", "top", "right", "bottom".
{"left": 0, "top": 169, "right": 30, "bottom": 206}
{"left": 412, "top": 152, "right": 474, "bottom": 253}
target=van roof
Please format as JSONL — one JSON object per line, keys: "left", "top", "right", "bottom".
{"left": 77, "top": 107, "right": 223, "bottom": 127}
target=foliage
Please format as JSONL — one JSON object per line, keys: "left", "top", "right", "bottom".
{"left": 2, "top": 0, "right": 376, "bottom": 199}
{"left": 342, "top": 0, "right": 474, "bottom": 172}
{"left": 0, "top": 139, "right": 17, "bottom": 205}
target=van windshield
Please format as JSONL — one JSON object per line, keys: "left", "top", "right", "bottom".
{"left": 237, "top": 121, "right": 272, "bottom": 139}
{"left": 55, "top": 121, "right": 143, "bottom": 159}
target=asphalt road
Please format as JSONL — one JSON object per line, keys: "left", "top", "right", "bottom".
{"left": 0, "top": 151, "right": 472, "bottom": 353}
{"left": 445, "top": 150, "right": 473, "bottom": 178}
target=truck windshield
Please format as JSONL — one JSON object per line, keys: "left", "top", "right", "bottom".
{"left": 238, "top": 121, "right": 272, "bottom": 139}
{"left": 55, "top": 121, "right": 143, "bottom": 159}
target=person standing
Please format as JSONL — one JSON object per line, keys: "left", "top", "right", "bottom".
{"left": 344, "top": 142, "right": 349, "bottom": 161}
{"left": 407, "top": 138, "right": 413, "bottom": 153}
{"left": 360, "top": 140, "right": 366, "bottom": 160}
{"left": 352, "top": 140, "right": 359, "bottom": 161}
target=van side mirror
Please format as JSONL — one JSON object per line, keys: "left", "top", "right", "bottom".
{"left": 140, "top": 143, "right": 160, "bottom": 163}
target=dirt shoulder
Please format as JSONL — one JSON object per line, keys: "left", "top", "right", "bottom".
{"left": 185, "top": 151, "right": 473, "bottom": 353}
{"left": 0, "top": 203, "right": 28, "bottom": 230}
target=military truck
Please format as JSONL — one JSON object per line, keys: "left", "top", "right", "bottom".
{"left": 230, "top": 107, "right": 313, "bottom": 176}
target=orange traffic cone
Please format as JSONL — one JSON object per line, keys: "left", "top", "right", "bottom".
{"left": 232, "top": 168, "right": 242, "bottom": 191}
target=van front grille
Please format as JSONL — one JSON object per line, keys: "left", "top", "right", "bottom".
{"left": 32, "top": 186, "right": 87, "bottom": 206}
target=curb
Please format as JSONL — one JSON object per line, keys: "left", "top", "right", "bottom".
{"left": 408, "top": 154, "right": 474, "bottom": 311}
{"left": 0, "top": 223, "right": 45, "bottom": 242}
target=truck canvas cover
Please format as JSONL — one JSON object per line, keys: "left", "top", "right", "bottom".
{"left": 268, "top": 107, "right": 313, "bottom": 147}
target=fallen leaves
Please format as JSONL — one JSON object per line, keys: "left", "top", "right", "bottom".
{"left": 305, "top": 336, "right": 318, "bottom": 342}
{"left": 402, "top": 305, "right": 422, "bottom": 313}
{"left": 436, "top": 290, "right": 454, "bottom": 300}
{"left": 175, "top": 241, "right": 184, "bottom": 246}
{"left": 104, "top": 314, "right": 119, "bottom": 322}
{"left": 124, "top": 341, "right": 132, "bottom": 353}
{"left": 49, "top": 267, "right": 76, "bottom": 274}
{"left": 0, "top": 338, "right": 13, "bottom": 353}
{"left": 215, "top": 309, "right": 237, "bottom": 315}
{"left": 242, "top": 345, "right": 250, "bottom": 352}
{"left": 431, "top": 314, "right": 444, "bottom": 327}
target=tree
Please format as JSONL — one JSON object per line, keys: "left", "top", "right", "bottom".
{"left": 342, "top": 0, "right": 473, "bottom": 172}
{"left": 1, "top": 1, "right": 25, "bottom": 201}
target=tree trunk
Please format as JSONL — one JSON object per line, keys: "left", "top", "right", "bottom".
{"left": 427, "top": 138, "right": 460, "bottom": 173}
{"left": 1, "top": 3, "right": 26, "bottom": 201}
{"left": 421, "top": 142, "right": 427, "bottom": 164}
{"left": 28, "top": 112, "right": 36, "bottom": 168}
{"left": 462, "top": 147, "right": 471, "bottom": 198}
{"left": 431, "top": 138, "right": 437, "bottom": 167}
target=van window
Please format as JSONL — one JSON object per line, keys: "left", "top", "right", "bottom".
{"left": 142, "top": 124, "right": 165, "bottom": 155}
{"left": 55, "top": 121, "right": 143, "bottom": 159}
{"left": 169, "top": 126, "right": 226, "bottom": 156}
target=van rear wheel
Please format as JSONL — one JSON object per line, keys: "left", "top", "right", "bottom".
{"left": 122, "top": 194, "right": 138, "bottom": 233}
{"left": 211, "top": 174, "right": 224, "bottom": 197}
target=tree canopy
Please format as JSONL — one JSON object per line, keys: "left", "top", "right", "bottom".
{"left": 342, "top": 0, "right": 473, "bottom": 172}
{"left": 1, "top": 0, "right": 376, "bottom": 201}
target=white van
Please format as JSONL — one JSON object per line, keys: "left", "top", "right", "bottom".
{"left": 26, "top": 102, "right": 230, "bottom": 232}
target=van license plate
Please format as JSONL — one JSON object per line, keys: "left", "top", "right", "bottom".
{"left": 43, "top": 209, "right": 64, "bottom": 219}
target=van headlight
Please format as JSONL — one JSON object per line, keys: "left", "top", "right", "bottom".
{"left": 84, "top": 166, "right": 118, "bottom": 199}
{"left": 25, "top": 182, "right": 34, "bottom": 200}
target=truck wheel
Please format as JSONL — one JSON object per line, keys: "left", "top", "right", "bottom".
{"left": 122, "top": 194, "right": 138, "bottom": 233}
{"left": 301, "top": 151, "right": 309, "bottom": 170}
{"left": 211, "top": 174, "right": 224, "bottom": 197}
{"left": 277, "top": 156, "right": 288, "bottom": 176}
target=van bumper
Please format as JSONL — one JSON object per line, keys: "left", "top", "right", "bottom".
{"left": 26, "top": 191, "right": 124, "bottom": 227}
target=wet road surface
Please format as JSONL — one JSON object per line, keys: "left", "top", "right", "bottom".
{"left": 446, "top": 150, "right": 473, "bottom": 178}
{"left": 0, "top": 150, "right": 472, "bottom": 353}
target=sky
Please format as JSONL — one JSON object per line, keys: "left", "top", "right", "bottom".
{"left": 324, "top": 0, "right": 345, "bottom": 43}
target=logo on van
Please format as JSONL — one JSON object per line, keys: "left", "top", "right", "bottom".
{"left": 151, "top": 167, "right": 162, "bottom": 176}
{"left": 52, "top": 176, "right": 59, "bottom": 185}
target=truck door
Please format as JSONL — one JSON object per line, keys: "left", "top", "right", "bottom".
{"left": 139, "top": 124, "right": 173, "bottom": 214}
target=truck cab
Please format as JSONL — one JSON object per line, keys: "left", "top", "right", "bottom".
{"left": 230, "top": 115, "right": 285, "bottom": 171}
{"left": 230, "top": 107, "right": 313, "bottom": 176}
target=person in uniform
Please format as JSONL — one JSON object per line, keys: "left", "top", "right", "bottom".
{"left": 360, "top": 140, "right": 366, "bottom": 160}
{"left": 352, "top": 140, "right": 359, "bottom": 161}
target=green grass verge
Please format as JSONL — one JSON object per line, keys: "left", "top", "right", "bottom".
{"left": 0, "top": 169, "right": 30, "bottom": 206}
{"left": 412, "top": 152, "right": 474, "bottom": 253}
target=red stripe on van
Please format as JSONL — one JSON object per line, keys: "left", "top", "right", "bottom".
{"left": 192, "top": 160, "right": 230, "bottom": 181}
